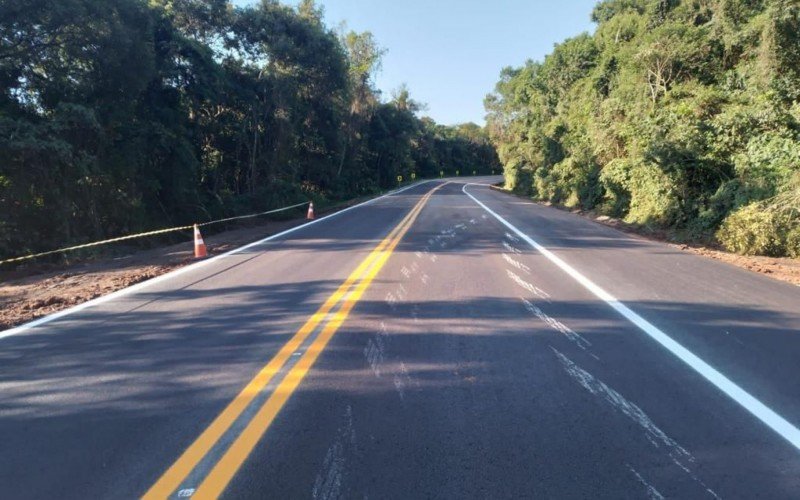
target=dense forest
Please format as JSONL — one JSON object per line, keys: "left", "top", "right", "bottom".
{"left": 486, "top": 0, "right": 800, "bottom": 257}
{"left": 0, "top": 0, "right": 499, "bottom": 259}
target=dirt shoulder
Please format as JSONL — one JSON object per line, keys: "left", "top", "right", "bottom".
{"left": 0, "top": 217, "right": 310, "bottom": 331}
{"left": 489, "top": 185, "right": 800, "bottom": 287}
{"left": 0, "top": 191, "right": 382, "bottom": 332}
{"left": 1, "top": 181, "right": 438, "bottom": 332}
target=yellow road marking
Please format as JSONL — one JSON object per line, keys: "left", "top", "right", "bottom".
{"left": 144, "top": 183, "right": 442, "bottom": 499}
{"left": 192, "top": 185, "right": 439, "bottom": 499}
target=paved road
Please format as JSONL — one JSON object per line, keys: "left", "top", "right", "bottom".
{"left": 2, "top": 177, "right": 800, "bottom": 499}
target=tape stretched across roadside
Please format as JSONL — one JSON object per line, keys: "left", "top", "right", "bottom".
{"left": 0, "top": 180, "right": 434, "bottom": 340}
{"left": 0, "top": 201, "right": 309, "bottom": 266}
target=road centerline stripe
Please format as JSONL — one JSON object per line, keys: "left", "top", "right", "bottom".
{"left": 0, "top": 180, "right": 433, "bottom": 341}
{"left": 144, "top": 183, "right": 442, "bottom": 499}
{"left": 188, "top": 184, "right": 443, "bottom": 499}
{"left": 462, "top": 182, "right": 800, "bottom": 453}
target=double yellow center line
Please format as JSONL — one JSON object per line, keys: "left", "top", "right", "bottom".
{"left": 144, "top": 182, "right": 444, "bottom": 499}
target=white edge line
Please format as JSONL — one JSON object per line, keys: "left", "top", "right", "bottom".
{"left": 0, "top": 181, "right": 435, "bottom": 340}
{"left": 462, "top": 182, "right": 800, "bottom": 452}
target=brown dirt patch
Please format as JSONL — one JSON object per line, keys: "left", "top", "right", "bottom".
{"left": 0, "top": 188, "right": 397, "bottom": 331}
{"left": 0, "top": 217, "right": 312, "bottom": 330}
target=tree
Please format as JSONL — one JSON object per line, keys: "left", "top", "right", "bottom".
{"left": 0, "top": 0, "right": 500, "bottom": 261}
{"left": 485, "top": 0, "right": 800, "bottom": 256}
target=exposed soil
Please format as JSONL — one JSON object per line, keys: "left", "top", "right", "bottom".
{"left": 0, "top": 214, "right": 319, "bottom": 331}
{"left": 4, "top": 184, "right": 797, "bottom": 332}
{"left": 0, "top": 184, "right": 404, "bottom": 331}
{"left": 489, "top": 185, "right": 800, "bottom": 287}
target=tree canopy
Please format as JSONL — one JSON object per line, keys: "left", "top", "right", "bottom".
{"left": 486, "top": 0, "right": 800, "bottom": 257}
{"left": 0, "top": 0, "right": 500, "bottom": 259}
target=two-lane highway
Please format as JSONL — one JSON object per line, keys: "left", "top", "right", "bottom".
{"left": 2, "top": 178, "right": 800, "bottom": 498}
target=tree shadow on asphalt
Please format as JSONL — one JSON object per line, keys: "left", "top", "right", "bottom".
{"left": 1, "top": 282, "right": 799, "bottom": 498}
{"left": 2, "top": 179, "right": 800, "bottom": 497}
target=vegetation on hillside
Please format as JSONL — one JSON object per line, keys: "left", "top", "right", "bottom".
{"left": 486, "top": 0, "right": 800, "bottom": 257}
{"left": 0, "top": 0, "right": 499, "bottom": 259}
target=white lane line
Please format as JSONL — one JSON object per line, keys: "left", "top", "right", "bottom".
{"left": 462, "top": 182, "right": 800, "bottom": 452}
{"left": 626, "top": 464, "right": 665, "bottom": 500}
{"left": 553, "top": 347, "right": 692, "bottom": 461}
{"left": 555, "top": 347, "right": 719, "bottom": 498}
{"left": 506, "top": 269, "right": 551, "bottom": 301}
{"left": 312, "top": 405, "right": 356, "bottom": 500}
{"left": 502, "top": 241, "right": 522, "bottom": 254}
{"left": 0, "top": 181, "right": 435, "bottom": 340}
{"left": 502, "top": 253, "right": 531, "bottom": 274}
{"left": 522, "top": 298, "right": 591, "bottom": 352}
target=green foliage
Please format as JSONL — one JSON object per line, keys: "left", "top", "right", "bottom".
{"left": 486, "top": 0, "right": 800, "bottom": 257}
{"left": 734, "top": 132, "right": 800, "bottom": 202}
{"left": 0, "top": 0, "right": 500, "bottom": 260}
{"left": 537, "top": 154, "right": 602, "bottom": 209}
{"left": 716, "top": 203, "right": 790, "bottom": 256}
{"left": 599, "top": 157, "right": 680, "bottom": 224}
{"left": 786, "top": 226, "right": 800, "bottom": 258}
{"left": 592, "top": 0, "right": 647, "bottom": 24}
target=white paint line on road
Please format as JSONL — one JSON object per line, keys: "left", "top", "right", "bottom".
{"left": 554, "top": 347, "right": 720, "bottom": 498}
{"left": 553, "top": 347, "right": 692, "bottom": 461}
{"left": 626, "top": 464, "right": 665, "bottom": 500}
{"left": 462, "top": 182, "right": 800, "bottom": 453}
{"left": 0, "top": 181, "right": 435, "bottom": 341}
{"left": 502, "top": 253, "right": 531, "bottom": 274}
{"left": 521, "top": 298, "right": 592, "bottom": 352}
{"left": 502, "top": 241, "right": 522, "bottom": 254}
{"left": 393, "top": 361, "right": 413, "bottom": 402}
{"left": 506, "top": 269, "right": 551, "bottom": 301}
{"left": 312, "top": 405, "right": 355, "bottom": 500}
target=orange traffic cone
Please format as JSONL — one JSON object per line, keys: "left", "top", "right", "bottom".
{"left": 307, "top": 202, "right": 315, "bottom": 220}
{"left": 193, "top": 224, "right": 207, "bottom": 258}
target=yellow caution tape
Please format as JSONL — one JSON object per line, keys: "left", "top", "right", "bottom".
{"left": 196, "top": 201, "right": 308, "bottom": 227}
{"left": 0, "top": 201, "right": 310, "bottom": 266}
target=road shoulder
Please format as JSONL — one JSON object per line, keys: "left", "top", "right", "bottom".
{"left": 488, "top": 185, "right": 800, "bottom": 287}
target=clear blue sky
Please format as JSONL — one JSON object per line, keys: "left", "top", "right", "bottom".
{"left": 234, "top": 0, "right": 598, "bottom": 126}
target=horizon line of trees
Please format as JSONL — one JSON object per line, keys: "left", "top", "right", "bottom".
{"left": 486, "top": 0, "right": 800, "bottom": 258}
{"left": 0, "top": 0, "right": 500, "bottom": 260}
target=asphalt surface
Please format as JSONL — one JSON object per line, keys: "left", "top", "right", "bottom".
{"left": 2, "top": 177, "right": 800, "bottom": 499}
